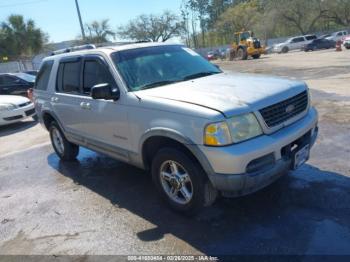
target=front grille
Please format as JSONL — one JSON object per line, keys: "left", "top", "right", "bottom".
{"left": 25, "top": 108, "right": 35, "bottom": 116}
{"left": 18, "top": 102, "right": 32, "bottom": 107}
{"left": 260, "top": 91, "right": 308, "bottom": 128}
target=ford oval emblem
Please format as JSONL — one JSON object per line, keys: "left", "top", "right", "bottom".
{"left": 286, "top": 104, "right": 295, "bottom": 113}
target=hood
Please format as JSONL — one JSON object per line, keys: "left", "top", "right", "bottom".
{"left": 0, "top": 95, "right": 30, "bottom": 105}
{"left": 137, "top": 72, "right": 307, "bottom": 117}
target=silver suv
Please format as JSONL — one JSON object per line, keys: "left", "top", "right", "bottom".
{"left": 34, "top": 43, "right": 318, "bottom": 214}
{"left": 274, "top": 35, "right": 317, "bottom": 53}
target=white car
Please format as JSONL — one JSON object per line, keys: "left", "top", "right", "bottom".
{"left": 0, "top": 95, "right": 36, "bottom": 126}
{"left": 326, "top": 31, "right": 348, "bottom": 42}
{"left": 273, "top": 35, "right": 317, "bottom": 53}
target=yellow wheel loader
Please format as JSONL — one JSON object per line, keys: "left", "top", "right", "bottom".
{"left": 229, "top": 31, "right": 265, "bottom": 60}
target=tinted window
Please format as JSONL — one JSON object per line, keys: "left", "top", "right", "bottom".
{"left": 0, "top": 75, "right": 16, "bottom": 85}
{"left": 292, "top": 37, "right": 305, "bottom": 43}
{"left": 57, "top": 61, "right": 81, "bottom": 94}
{"left": 35, "top": 61, "right": 54, "bottom": 90}
{"left": 337, "top": 32, "right": 343, "bottom": 36}
{"left": 83, "top": 60, "right": 114, "bottom": 94}
{"left": 306, "top": 35, "right": 317, "bottom": 40}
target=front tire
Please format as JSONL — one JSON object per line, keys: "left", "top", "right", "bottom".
{"left": 252, "top": 54, "right": 261, "bottom": 59}
{"left": 282, "top": 46, "right": 289, "bottom": 53}
{"left": 151, "top": 148, "right": 217, "bottom": 215}
{"left": 49, "top": 121, "right": 79, "bottom": 161}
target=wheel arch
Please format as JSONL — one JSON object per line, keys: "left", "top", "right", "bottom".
{"left": 139, "top": 128, "right": 215, "bottom": 178}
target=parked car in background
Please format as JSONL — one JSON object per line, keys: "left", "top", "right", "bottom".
{"left": 23, "top": 70, "right": 39, "bottom": 76}
{"left": 34, "top": 43, "right": 318, "bottom": 214}
{"left": 273, "top": 35, "right": 317, "bottom": 53}
{"left": 0, "top": 73, "right": 35, "bottom": 96}
{"left": 0, "top": 95, "right": 36, "bottom": 126}
{"left": 325, "top": 31, "right": 348, "bottom": 42}
{"left": 207, "top": 50, "right": 219, "bottom": 61}
{"left": 303, "top": 38, "right": 336, "bottom": 51}
{"left": 343, "top": 36, "right": 350, "bottom": 49}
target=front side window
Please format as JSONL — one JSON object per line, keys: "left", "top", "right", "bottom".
{"left": 35, "top": 61, "right": 54, "bottom": 90}
{"left": 57, "top": 60, "right": 81, "bottom": 94}
{"left": 111, "top": 45, "right": 221, "bottom": 91}
{"left": 83, "top": 60, "right": 114, "bottom": 94}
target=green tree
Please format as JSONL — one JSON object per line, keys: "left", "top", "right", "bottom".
{"left": 0, "top": 15, "right": 47, "bottom": 60}
{"left": 270, "top": 0, "right": 328, "bottom": 35}
{"left": 118, "top": 11, "right": 184, "bottom": 42}
{"left": 215, "top": 1, "right": 261, "bottom": 36}
{"left": 85, "top": 19, "right": 116, "bottom": 44}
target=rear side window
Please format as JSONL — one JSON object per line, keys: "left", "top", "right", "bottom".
{"left": 0, "top": 75, "right": 16, "bottom": 85}
{"left": 56, "top": 60, "right": 81, "bottom": 94}
{"left": 306, "top": 35, "right": 317, "bottom": 40}
{"left": 35, "top": 60, "right": 54, "bottom": 90}
{"left": 292, "top": 37, "right": 305, "bottom": 43}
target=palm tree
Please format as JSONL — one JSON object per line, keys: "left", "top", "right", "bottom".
{"left": 85, "top": 19, "right": 116, "bottom": 44}
{"left": 0, "top": 15, "right": 47, "bottom": 59}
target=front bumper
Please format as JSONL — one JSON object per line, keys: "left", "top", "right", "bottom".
{"left": 199, "top": 107, "right": 318, "bottom": 195}
{"left": 0, "top": 103, "right": 35, "bottom": 126}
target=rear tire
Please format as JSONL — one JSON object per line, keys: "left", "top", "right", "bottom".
{"left": 49, "top": 121, "right": 79, "bottom": 161}
{"left": 151, "top": 148, "right": 217, "bottom": 215}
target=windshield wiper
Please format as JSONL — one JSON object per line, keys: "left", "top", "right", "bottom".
{"left": 139, "top": 80, "right": 180, "bottom": 90}
{"left": 183, "top": 71, "right": 220, "bottom": 81}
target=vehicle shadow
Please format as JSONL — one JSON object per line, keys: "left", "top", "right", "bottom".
{"left": 0, "top": 120, "right": 37, "bottom": 137}
{"left": 47, "top": 149, "right": 350, "bottom": 255}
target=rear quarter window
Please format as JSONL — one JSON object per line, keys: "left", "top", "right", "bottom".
{"left": 35, "top": 60, "right": 54, "bottom": 90}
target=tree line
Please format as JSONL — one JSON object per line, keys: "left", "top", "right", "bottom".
{"left": 1, "top": 0, "right": 350, "bottom": 60}
{"left": 181, "top": 0, "right": 350, "bottom": 48}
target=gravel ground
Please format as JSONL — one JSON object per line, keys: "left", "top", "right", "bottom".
{"left": 0, "top": 49, "right": 349, "bottom": 256}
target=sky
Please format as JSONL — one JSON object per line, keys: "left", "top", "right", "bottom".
{"left": 0, "top": 0, "right": 183, "bottom": 43}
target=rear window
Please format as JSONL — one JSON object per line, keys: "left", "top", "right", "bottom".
{"left": 35, "top": 61, "right": 53, "bottom": 90}
{"left": 56, "top": 60, "right": 81, "bottom": 94}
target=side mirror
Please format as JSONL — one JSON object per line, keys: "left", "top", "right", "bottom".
{"left": 213, "top": 64, "right": 220, "bottom": 70}
{"left": 91, "top": 83, "right": 120, "bottom": 101}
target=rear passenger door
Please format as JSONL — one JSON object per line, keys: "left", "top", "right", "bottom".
{"left": 52, "top": 56, "right": 85, "bottom": 136}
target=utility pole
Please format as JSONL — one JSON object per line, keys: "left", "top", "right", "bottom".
{"left": 75, "top": 0, "right": 86, "bottom": 41}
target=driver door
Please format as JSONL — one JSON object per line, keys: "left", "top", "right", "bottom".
{"left": 75, "top": 55, "right": 131, "bottom": 155}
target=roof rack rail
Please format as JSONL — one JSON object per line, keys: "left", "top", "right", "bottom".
{"left": 51, "top": 44, "right": 96, "bottom": 56}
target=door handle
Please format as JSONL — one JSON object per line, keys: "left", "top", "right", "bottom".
{"left": 51, "top": 97, "right": 59, "bottom": 103}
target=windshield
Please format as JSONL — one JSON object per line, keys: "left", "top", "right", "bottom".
{"left": 111, "top": 45, "right": 221, "bottom": 91}
{"left": 14, "top": 73, "right": 36, "bottom": 82}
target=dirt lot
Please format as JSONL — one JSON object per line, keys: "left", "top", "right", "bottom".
{"left": 0, "top": 49, "right": 350, "bottom": 256}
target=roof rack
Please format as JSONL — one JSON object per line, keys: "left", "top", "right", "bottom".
{"left": 51, "top": 44, "right": 96, "bottom": 56}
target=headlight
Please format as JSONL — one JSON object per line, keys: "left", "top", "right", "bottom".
{"left": 0, "top": 103, "right": 17, "bottom": 112}
{"left": 228, "top": 113, "right": 263, "bottom": 143}
{"left": 204, "top": 113, "right": 263, "bottom": 146}
{"left": 204, "top": 121, "right": 232, "bottom": 146}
